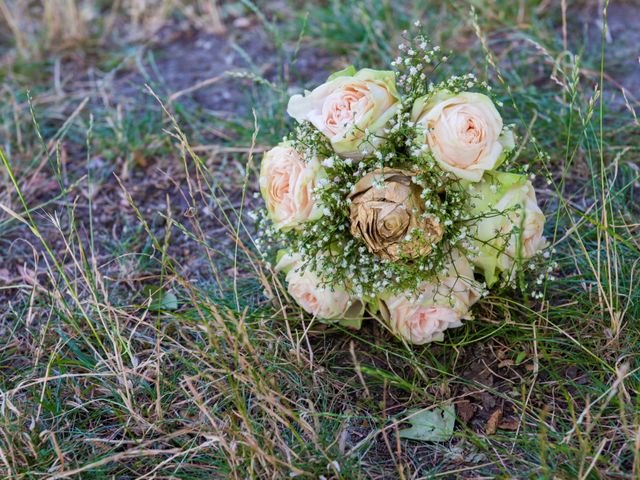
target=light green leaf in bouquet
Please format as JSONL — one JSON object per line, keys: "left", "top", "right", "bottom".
{"left": 327, "top": 65, "right": 357, "bottom": 81}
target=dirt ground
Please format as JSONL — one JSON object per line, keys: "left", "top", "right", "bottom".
{"left": 571, "top": 2, "right": 640, "bottom": 110}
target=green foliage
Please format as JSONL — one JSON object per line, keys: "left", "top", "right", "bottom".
{"left": 398, "top": 405, "right": 456, "bottom": 442}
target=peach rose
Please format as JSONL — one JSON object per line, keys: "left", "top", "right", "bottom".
{"left": 287, "top": 67, "right": 400, "bottom": 158}
{"left": 412, "top": 91, "right": 514, "bottom": 182}
{"left": 276, "top": 253, "right": 365, "bottom": 324}
{"left": 259, "top": 144, "right": 325, "bottom": 231}
{"left": 469, "top": 172, "right": 546, "bottom": 286}
{"left": 379, "top": 252, "right": 480, "bottom": 344}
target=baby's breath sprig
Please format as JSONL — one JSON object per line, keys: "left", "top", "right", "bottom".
{"left": 289, "top": 121, "right": 334, "bottom": 161}
{"left": 431, "top": 73, "right": 483, "bottom": 95}
{"left": 392, "top": 22, "right": 449, "bottom": 103}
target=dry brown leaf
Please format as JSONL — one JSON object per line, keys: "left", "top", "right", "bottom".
{"left": 498, "top": 416, "right": 520, "bottom": 431}
{"left": 455, "top": 400, "right": 476, "bottom": 423}
{"left": 485, "top": 408, "right": 503, "bottom": 435}
{"left": 134, "top": 151, "right": 149, "bottom": 168}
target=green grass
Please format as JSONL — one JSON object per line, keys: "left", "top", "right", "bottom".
{"left": 1, "top": 0, "right": 639, "bottom": 478}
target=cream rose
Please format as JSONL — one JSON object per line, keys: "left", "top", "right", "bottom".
{"left": 379, "top": 252, "right": 481, "bottom": 344}
{"left": 287, "top": 66, "right": 400, "bottom": 158}
{"left": 468, "top": 172, "right": 546, "bottom": 286}
{"left": 276, "top": 253, "right": 365, "bottom": 325}
{"left": 412, "top": 91, "right": 515, "bottom": 182}
{"left": 259, "top": 144, "right": 325, "bottom": 231}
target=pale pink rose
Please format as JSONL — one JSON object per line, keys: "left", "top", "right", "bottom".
{"left": 259, "top": 144, "right": 324, "bottom": 231}
{"left": 379, "top": 253, "right": 481, "bottom": 345}
{"left": 382, "top": 300, "right": 463, "bottom": 344}
{"left": 287, "top": 67, "right": 400, "bottom": 157}
{"left": 275, "top": 253, "right": 364, "bottom": 321}
{"left": 412, "top": 91, "right": 515, "bottom": 182}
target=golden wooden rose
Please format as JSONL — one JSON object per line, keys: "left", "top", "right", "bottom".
{"left": 348, "top": 169, "right": 443, "bottom": 260}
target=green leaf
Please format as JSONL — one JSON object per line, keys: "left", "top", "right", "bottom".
{"left": 327, "top": 65, "right": 356, "bottom": 81}
{"left": 157, "top": 291, "right": 178, "bottom": 310}
{"left": 143, "top": 286, "right": 178, "bottom": 311}
{"left": 515, "top": 351, "right": 527, "bottom": 365}
{"left": 398, "top": 405, "right": 455, "bottom": 442}
{"left": 336, "top": 316, "right": 362, "bottom": 329}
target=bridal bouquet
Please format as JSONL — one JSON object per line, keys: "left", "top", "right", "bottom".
{"left": 257, "top": 29, "right": 548, "bottom": 345}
